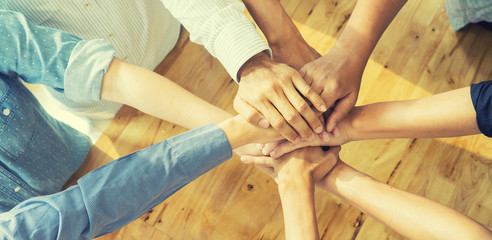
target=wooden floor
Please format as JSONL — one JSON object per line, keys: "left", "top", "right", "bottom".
{"left": 69, "top": 0, "right": 492, "bottom": 239}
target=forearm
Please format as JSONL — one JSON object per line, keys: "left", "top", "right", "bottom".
{"left": 0, "top": 125, "right": 233, "bottom": 239}
{"left": 336, "top": 0, "right": 407, "bottom": 62}
{"left": 160, "top": 0, "right": 269, "bottom": 80}
{"left": 101, "top": 58, "right": 232, "bottom": 129}
{"left": 317, "top": 162, "right": 492, "bottom": 239}
{"left": 344, "top": 87, "right": 480, "bottom": 140}
{"left": 242, "top": 0, "right": 320, "bottom": 70}
{"left": 278, "top": 172, "right": 319, "bottom": 240}
{"left": 242, "top": 0, "right": 301, "bottom": 45}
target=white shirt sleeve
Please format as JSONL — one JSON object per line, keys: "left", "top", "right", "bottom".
{"left": 160, "top": 0, "right": 271, "bottom": 81}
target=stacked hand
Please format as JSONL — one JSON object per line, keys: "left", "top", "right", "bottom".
{"left": 235, "top": 39, "right": 365, "bottom": 182}
{"left": 241, "top": 146, "right": 341, "bottom": 184}
{"left": 235, "top": 52, "right": 327, "bottom": 142}
{"left": 300, "top": 43, "right": 365, "bottom": 132}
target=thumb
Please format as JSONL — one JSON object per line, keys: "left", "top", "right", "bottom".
{"left": 326, "top": 94, "right": 356, "bottom": 132}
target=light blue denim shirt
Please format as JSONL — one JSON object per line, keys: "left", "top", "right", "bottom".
{"left": 0, "top": 124, "right": 233, "bottom": 239}
{"left": 447, "top": 0, "right": 492, "bottom": 30}
{"left": 0, "top": 10, "right": 114, "bottom": 212}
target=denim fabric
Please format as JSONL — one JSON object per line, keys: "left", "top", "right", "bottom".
{"left": 0, "top": 10, "right": 114, "bottom": 212}
{"left": 447, "top": 0, "right": 492, "bottom": 30}
{"left": 471, "top": 80, "right": 492, "bottom": 137}
{"left": 0, "top": 124, "right": 232, "bottom": 239}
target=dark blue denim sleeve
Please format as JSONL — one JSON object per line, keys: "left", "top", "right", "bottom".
{"left": 470, "top": 80, "right": 492, "bottom": 137}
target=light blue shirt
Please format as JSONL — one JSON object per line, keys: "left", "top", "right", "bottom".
{"left": 0, "top": 10, "right": 234, "bottom": 239}
{"left": 0, "top": 124, "right": 233, "bottom": 239}
{"left": 0, "top": 10, "right": 114, "bottom": 211}
{"left": 447, "top": 0, "right": 492, "bottom": 30}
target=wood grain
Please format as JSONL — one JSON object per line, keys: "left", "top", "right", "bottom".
{"left": 66, "top": 0, "right": 492, "bottom": 239}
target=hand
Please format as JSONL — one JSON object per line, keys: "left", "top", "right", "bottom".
{"left": 218, "top": 115, "right": 284, "bottom": 149}
{"left": 300, "top": 43, "right": 366, "bottom": 132}
{"left": 270, "top": 39, "right": 321, "bottom": 70}
{"left": 234, "top": 143, "right": 277, "bottom": 183}
{"left": 235, "top": 52, "right": 327, "bottom": 142}
{"left": 260, "top": 125, "right": 349, "bottom": 158}
{"left": 259, "top": 111, "right": 350, "bottom": 158}
{"left": 241, "top": 146, "right": 341, "bottom": 184}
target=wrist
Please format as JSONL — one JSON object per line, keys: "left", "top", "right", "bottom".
{"left": 318, "top": 162, "right": 371, "bottom": 198}
{"left": 278, "top": 169, "right": 313, "bottom": 192}
{"left": 218, "top": 116, "right": 252, "bottom": 149}
{"left": 342, "top": 107, "right": 361, "bottom": 142}
{"left": 218, "top": 115, "right": 283, "bottom": 149}
{"left": 266, "top": 23, "right": 304, "bottom": 47}
{"left": 332, "top": 38, "right": 371, "bottom": 65}
{"left": 238, "top": 52, "right": 271, "bottom": 80}
{"left": 278, "top": 161, "right": 313, "bottom": 184}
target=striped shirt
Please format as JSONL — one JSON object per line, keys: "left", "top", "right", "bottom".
{"left": 0, "top": 0, "right": 269, "bottom": 139}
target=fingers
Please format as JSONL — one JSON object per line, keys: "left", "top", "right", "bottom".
{"left": 270, "top": 140, "right": 316, "bottom": 159}
{"left": 234, "top": 97, "right": 270, "bottom": 128}
{"left": 255, "top": 100, "right": 299, "bottom": 142}
{"left": 291, "top": 74, "right": 326, "bottom": 113}
{"left": 299, "top": 65, "right": 312, "bottom": 85}
{"left": 325, "top": 93, "right": 357, "bottom": 132}
{"left": 240, "top": 155, "right": 274, "bottom": 167}
{"left": 270, "top": 89, "right": 317, "bottom": 140}
{"left": 260, "top": 140, "right": 287, "bottom": 155}
{"left": 287, "top": 80, "right": 325, "bottom": 134}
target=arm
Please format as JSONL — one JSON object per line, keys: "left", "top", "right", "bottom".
{"left": 278, "top": 168, "right": 318, "bottom": 240}
{"left": 242, "top": 0, "right": 321, "bottom": 70}
{"left": 241, "top": 147, "right": 340, "bottom": 240}
{"left": 100, "top": 58, "right": 232, "bottom": 129}
{"left": 342, "top": 86, "right": 480, "bottom": 140}
{"left": 231, "top": 0, "right": 326, "bottom": 141}
{"left": 302, "top": 0, "right": 408, "bottom": 132}
{"left": 0, "top": 116, "right": 282, "bottom": 239}
{"left": 317, "top": 161, "right": 492, "bottom": 240}
{"left": 0, "top": 10, "right": 239, "bottom": 131}
{"left": 158, "top": 0, "right": 326, "bottom": 141}
{"left": 262, "top": 86, "right": 483, "bottom": 158}
{"left": 243, "top": 147, "right": 491, "bottom": 240}
{"left": 249, "top": 0, "right": 407, "bottom": 132}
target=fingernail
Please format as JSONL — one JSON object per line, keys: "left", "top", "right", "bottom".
{"left": 240, "top": 156, "right": 247, "bottom": 162}
{"left": 320, "top": 105, "right": 327, "bottom": 112}
{"left": 315, "top": 126, "right": 323, "bottom": 133}
{"left": 262, "top": 147, "right": 269, "bottom": 155}
{"left": 327, "top": 124, "right": 334, "bottom": 132}
{"left": 258, "top": 119, "right": 269, "bottom": 128}
{"left": 294, "top": 136, "right": 301, "bottom": 143}
{"left": 333, "top": 127, "right": 340, "bottom": 137}
{"left": 321, "top": 131, "right": 330, "bottom": 141}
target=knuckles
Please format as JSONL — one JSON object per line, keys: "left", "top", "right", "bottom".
{"left": 284, "top": 112, "right": 299, "bottom": 123}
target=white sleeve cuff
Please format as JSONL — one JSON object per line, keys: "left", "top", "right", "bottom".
{"left": 214, "top": 17, "right": 271, "bottom": 82}
{"left": 64, "top": 39, "right": 115, "bottom": 102}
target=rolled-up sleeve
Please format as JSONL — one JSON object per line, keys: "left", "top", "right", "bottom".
{"left": 0, "top": 124, "right": 232, "bottom": 239}
{"left": 160, "top": 0, "right": 271, "bottom": 81}
{"left": 64, "top": 39, "right": 115, "bottom": 102}
{"left": 470, "top": 80, "right": 492, "bottom": 137}
{"left": 0, "top": 10, "right": 114, "bottom": 103}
